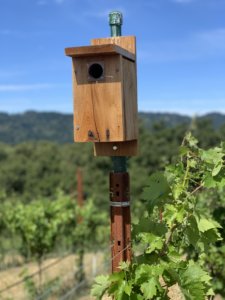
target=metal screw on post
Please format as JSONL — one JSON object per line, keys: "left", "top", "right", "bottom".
{"left": 109, "top": 11, "right": 131, "bottom": 273}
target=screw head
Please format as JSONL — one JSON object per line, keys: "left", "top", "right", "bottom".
{"left": 113, "top": 145, "right": 118, "bottom": 151}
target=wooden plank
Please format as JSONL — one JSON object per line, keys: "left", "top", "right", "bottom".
{"left": 91, "top": 36, "right": 136, "bottom": 56}
{"left": 122, "top": 57, "right": 138, "bottom": 140}
{"left": 65, "top": 44, "right": 135, "bottom": 61}
{"left": 92, "top": 36, "right": 138, "bottom": 156}
{"left": 94, "top": 140, "right": 138, "bottom": 156}
{"left": 73, "top": 55, "right": 125, "bottom": 142}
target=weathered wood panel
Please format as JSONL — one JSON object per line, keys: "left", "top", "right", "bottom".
{"left": 72, "top": 55, "right": 124, "bottom": 142}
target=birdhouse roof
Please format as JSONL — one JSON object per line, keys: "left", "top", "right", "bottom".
{"left": 65, "top": 44, "right": 135, "bottom": 61}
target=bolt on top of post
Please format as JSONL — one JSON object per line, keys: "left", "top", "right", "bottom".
{"left": 109, "top": 11, "right": 123, "bottom": 37}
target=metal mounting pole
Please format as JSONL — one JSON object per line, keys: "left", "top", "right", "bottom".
{"left": 109, "top": 11, "right": 132, "bottom": 272}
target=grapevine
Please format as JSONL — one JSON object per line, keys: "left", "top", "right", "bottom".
{"left": 92, "top": 133, "right": 224, "bottom": 299}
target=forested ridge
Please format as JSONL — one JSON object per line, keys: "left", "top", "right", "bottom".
{"left": 0, "top": 111, "right": 225, "bottom": 206}
{"left": 1, "top": 111, "right": 225, "bottom": 144}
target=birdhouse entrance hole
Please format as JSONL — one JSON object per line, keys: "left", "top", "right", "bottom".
{"left": 88, "top": 62, "right": 104, "bottom": 80}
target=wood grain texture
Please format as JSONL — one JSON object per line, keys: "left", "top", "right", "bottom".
{"left": 94, "top": 140, "right": 138, "bottom": 156}
{"left": 91, "top": 36, "right": 136, "bottom": 56}
{"left": 91, "top": 36, "right": 138, "bottom": 156}
{"left": 122, "top": 57, "right": 138, "bottom": 140}
{"left": 65, "top": 44, "right": 135, "bottom": 61}
{"left": 73, "top": 55, "right": 124, "bottom": 142}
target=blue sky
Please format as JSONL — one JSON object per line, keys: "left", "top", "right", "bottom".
{"left": 0, "top": 0, "right": 225, "bottom": 115}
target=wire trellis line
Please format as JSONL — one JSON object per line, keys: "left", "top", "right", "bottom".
{"left": 59, "top": 279, "right": 86, "bottom": 300}
{"left": 0, "top": 252, "right": 72, "bottom": 294}
{"left": 36, "top": 264, "right": 85, "bottom": 300}
{"left": 57, "top": 243, "right": 132, "bottom": 300}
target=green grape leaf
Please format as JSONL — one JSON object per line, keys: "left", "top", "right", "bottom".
{"left": 203, "top": 173, "right": 217, "bottom": 188}
{"left": 135, "top": 264, "right": 164, "bottom": 286}
{"left": 132, "top": 219, "right": 167, "bottom": 237}
{"left": 167, "top": 250, "right": 183, "bottom": 264}
{"left": 185, "top": 216, "right": 200, "bottom": 246}
{"left": 164, "top": 204, "right": 185, "bottom": 227}
{"left": 212, "top": 161, "right": 223, "bottom": 176}
{"left": 114, "top": 280, "right": 129, "bottom": 300}
{"left": 185, "top": 132, "right": 198, "bottom": 147}
{"left": 200, "top": 228, "right": 222, "bottom": 247}
{"left": 91, "top": 275, "right": 109, "bottom": 299}
{"left": 140, "top": 233, "right": 164, "bottom": 253}
{"left": 179, "top": 263, "right": 211, "bottom": 300}
{"left": 197, "top": 218, "right": 221, "bottom": 233}
{"left": 124, "top": 282, "right": 132, "bottom": 296}
{"left": 179, "top": 146, "right": 189, "bottom": 156}
{"left": 119, "top": 261, "right": 130, "bottom": 271}
{"left": 140, "top": 278, "right": 158, "bottom": 299}
{"left": 181, "top": 263, "right": 211, "bottom": 284}
{"left": 109, "top": 271, "right": 125, "bottom": 282}
{"left": 173, "top": 182, "right": 184, "bottom": 200}
{"left": 189, "top": 159, "right": 197, "bottom": 168}
{"left": 142, "top": 172, "right": 170, "bottom": 213}
{"left": 180, "top": 282, "right": 205, "bottom": 300}
{"left": 130, "top": 293, "right": 145, "bottom": 300}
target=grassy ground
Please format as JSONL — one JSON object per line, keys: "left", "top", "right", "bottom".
{"left": 0, "top": 252, "right": 105, "bottom": 300}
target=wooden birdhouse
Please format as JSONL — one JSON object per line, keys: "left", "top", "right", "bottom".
{"left": 65, "top": 36, "right": 138, "bottom": 156}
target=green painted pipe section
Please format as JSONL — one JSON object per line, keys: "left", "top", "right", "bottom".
{"left": 109, "top": 11, "right": 123, "bottom": 37}
{"left": 109, "top": 11, "right": 127, "bottom": 173}
{"left": 112, "top": 156, "right": 127, "bottom": 173}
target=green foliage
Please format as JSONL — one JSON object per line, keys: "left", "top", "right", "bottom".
{"left": 20, "top": 268, "right": 39, "bottom": 299}
{"left": 0, "top": 193, "right": 108, "bottom": 294}
{"left": 91, "top": 133, "right": 224, "bottom": 299}
{"left": 1, "top": 114, "right": 225, "bottom": 296}
{"left": 1, "top": 115, "right": 225, "bottom": 209}
{"left": 2, "top": 194, "right": 108, "bottom": 260}
{"left": 71, "top": 200, "right": 108, "bottom": 251}
{"left": 3, "top": 194, "right": 74, "bottom": 260}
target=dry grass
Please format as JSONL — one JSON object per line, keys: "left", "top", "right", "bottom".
{"left": 0, "top": 253, "right": 105, "bottom": 300}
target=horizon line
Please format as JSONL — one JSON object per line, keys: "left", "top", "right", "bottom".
{"left": 0, "top": 109, "right": 225, "bottom": 118}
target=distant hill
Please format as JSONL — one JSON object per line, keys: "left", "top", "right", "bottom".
{"left": 139, "top": 112, "right": 190, "bottom": 128}
{"left": 139, "top": 112, "right": 225, "bottom": 129}
{"left": 0, "top": 111, "right": 73, "bottom": 144}
{"left": 0, "top": 111, "right": 225, "bottom": 144}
